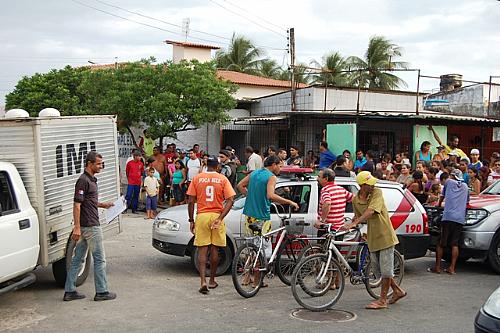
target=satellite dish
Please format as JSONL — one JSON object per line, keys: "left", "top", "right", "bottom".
{"left": 5, "top": 108, "right": 30, "bottom": 118}
{"left": 39, "top": 108, "right": 61, "bottom": 117}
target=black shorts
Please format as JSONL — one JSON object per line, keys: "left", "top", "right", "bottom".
{"left": 439, "top": 221, "right": 463, "bottom": 247}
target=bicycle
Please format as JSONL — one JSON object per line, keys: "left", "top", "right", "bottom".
{"left": 231, "top": 203, "right": 310, "bottom": 298}
{"left": 291, "top": 224, "right": 404, "bottom": 311}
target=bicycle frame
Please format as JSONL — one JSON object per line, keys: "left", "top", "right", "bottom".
{"left": 250, "top": 226, "right": 287, "bottom": 271}
{"left": 317, "top": 236, "right": 367, "bottom": 283}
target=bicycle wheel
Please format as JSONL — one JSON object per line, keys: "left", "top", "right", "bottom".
{"left": 363, "top": 247, "right": 405, "bottom": 300}
{"left": 275, "top": 238, "right": 307, "bottom": 286}
{"left": 297, "top": 243, "right": 325, "bottom": 261}
{"left": 291, "top": 253, "right": 345, "bottom": 311}
{"left": 231, "top": 243, "right": 266, "bottom": 298}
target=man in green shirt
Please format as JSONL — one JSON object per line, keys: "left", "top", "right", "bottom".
{"left": 341, "top": 171, "right": 406, "bottom": 310}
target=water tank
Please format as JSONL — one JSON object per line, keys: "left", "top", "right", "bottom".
{"left": 5, "top": 108, "right": 30, "bottom": 118}
{"left": 39, "top": 108, "right": 61, "bottom": 117}
{"left": 440, "top": 74, "right": 462, "bottom": 92}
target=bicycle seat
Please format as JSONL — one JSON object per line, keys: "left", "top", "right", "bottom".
{"left": 248, "top": 223, "right": 262, "bottom": 233}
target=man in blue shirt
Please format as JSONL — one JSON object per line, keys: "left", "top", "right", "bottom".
{"left": 237, "top": 155, "right": 299, "bottom": 286}
{"left": 430, "top": 169, "right": 469, "bottom": 275}
{"left": 319, "top": 141, "right": 336, "bottom": 169}
{"left": 354, "top": 149, "right": 367, "bottom": 173}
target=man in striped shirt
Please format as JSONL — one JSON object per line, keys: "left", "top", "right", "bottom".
{"left": 315, "top": 168, "right": 353, "bottom": 230}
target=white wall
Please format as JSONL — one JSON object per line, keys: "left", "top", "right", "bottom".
{"left": 172, "top": 46, "right": 213, "bottom": 64}
{"left": 234, "top": 85, "right": 288, "bottom": 100}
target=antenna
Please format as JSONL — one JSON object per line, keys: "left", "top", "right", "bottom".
{"left": 182, "top": 18, "right": 190, "bottom": 41}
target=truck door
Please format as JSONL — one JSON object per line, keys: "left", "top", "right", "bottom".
{"left": 0, "top": 171, "right": 39, "bottom": 282}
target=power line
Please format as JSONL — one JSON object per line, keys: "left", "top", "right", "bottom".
{"left": 221, "top": 0, "right": 287, "bottom": 33}
{"left": 208, "top": 0, "right": 287, "bottom": 38}
{"left": 92, "top": 0, "right": 232, "bottom": 41}
{"left": 71, "top": 0, "right": 227, "bottom": 46}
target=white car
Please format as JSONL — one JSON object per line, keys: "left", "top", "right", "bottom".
{"left": 152, "top": 175, "right": 430, "bottom": 275}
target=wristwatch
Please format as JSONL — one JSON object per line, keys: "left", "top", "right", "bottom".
{"left": 189, "top": 218, "right": 194, "bottom": 223}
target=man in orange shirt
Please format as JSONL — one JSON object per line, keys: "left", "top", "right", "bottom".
{"left": 187, "top": 155, "right": 236, "bottom": 294}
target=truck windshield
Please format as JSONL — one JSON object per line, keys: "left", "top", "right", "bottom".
{"left": 482, "top": 180, "right": 500, "bottom": 195}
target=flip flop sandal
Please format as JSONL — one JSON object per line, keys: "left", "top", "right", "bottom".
{"left": 389, "top": 292, "right": 407, "bottom": 304}
{"left": 365, "top": 301, "right": 388, "bottom": 310}
{"left": 444, "top": 269, "right": 456, "bottom": 275}
{"left": 426, "top": 267, "right": 441, "bottom": 274}
{"left": 199, "top": 286, "right": 209, "bottom": 294}
{"left": 208, "top": 283, "right": 219, "bottom": 289}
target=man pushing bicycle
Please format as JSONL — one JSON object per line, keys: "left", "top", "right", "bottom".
{"left": 340, "top": 171, "right": 406, "bottom": 309}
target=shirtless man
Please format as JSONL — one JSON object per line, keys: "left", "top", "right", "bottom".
{"left": 152, "top": 146, "right": 167, "bottom": 203}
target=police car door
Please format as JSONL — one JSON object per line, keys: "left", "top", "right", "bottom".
{"left": 271, "top": 182, "right": 314, "bottom": 237}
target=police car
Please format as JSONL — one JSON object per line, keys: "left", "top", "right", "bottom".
{"left": 152, "top": 168, "right": 430, "bottom": 275}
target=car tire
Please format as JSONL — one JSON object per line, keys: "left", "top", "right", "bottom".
{"left": 52, "top": 239, "right": 91, "bottom": 287}
{"left": 191, "top": 244, "right": 233, "bottom": 276}
{"left": 487, "top": 232, "right": 500, "bottom": 274}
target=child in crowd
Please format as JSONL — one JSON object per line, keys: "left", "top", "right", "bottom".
{"left": 426, "top": 183, "right": 441, "bottom": 206}
{"left": 143, "top": 167, "right": 160, "bottom": 219}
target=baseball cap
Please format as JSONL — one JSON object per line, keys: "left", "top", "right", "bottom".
{"left": 448, "top": 150, "right": 459, "bottom": 156}
{"left": 356, "top": 171, "right": 377, "bottom": 186}
{"left": 450, "top": 169, "right": 464, "bottom": 181}
{"left": 470, "top": 149, "right": 480, "bottom": 155}
{"left": 206, "top": 155, "right": 219, "bottom": 167}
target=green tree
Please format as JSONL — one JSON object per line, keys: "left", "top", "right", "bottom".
{"left": 215, "top": 34, "right": 263, "bottom": 75}
{"left": 257, "top": 58, "right": 282, "bottom": 79}
{"left": 347, "top": 35, "right": 408, "bottom": 89}
{"left": 6, "top": 59, "right": 237, "bottom": 143}
{"left": 278, "top": 63, "right": 312, "bottom": 84}
{"left": 311, "top": 52, "right": 349, "bottom": 86}
{"left": 5, "top": 66, "right": 89, "bottom": 115}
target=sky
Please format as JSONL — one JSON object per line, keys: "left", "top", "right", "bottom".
{"left": 1, "top": 0, "right": 500, "bottom": 107}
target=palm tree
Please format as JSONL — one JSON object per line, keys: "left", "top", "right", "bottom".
{"left": 347, "top": 36, "right": 408, "bottom": 90}
{"left": 277, "top": 63, "right": 312, "bottom": 84}
{"left": 311, "top": 52, "right": 350, "bottom": 86}
{"left": 257, "top": 58, "right": 282, "bottom": 79}
{"left": 215, "top": 34, "right": 263, "bottom": 75}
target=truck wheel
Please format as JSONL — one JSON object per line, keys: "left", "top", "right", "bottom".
{"left": 191, "top": 245, "right": 233, "bottom": 276}
{"left": 487, "top": 233, "right": 500, "bottom": 274}
{"left": 52, "top": 239, "right": 91, "bottom": 287}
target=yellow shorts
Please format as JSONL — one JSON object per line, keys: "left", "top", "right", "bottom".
{"left": 194, "top": 212, "right": 226, "bottom": 247}
{"left": 245, "top": 216, "right": 272, "bottom": 236}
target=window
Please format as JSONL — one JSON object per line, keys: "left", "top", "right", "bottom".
{"left": 0, "top": 172, "right": 19, "bottom": 216}
{"left": 273, "top": 184, "right": 311, "bottom": 214}
{"left": 380, "top": 187, "right": 413, "bottom": 213}
{"left": 340, "top": 185, "right": 358, "bottom": 213}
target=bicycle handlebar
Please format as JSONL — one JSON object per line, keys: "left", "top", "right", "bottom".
{"left": 271, "top": 202, "right": 292, "bottom": 220}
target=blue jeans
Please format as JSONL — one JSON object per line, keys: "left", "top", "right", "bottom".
{"left": 65, "top": 226, "right": 108, "bottom": 293}
{"left": 126, "top": 184, "right": 141, "bottom": 212}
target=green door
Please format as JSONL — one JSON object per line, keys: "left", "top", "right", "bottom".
{"left": 326, "top": 123, "right": 357, "bottom": 156}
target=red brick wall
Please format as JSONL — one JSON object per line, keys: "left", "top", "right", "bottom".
{"left": 447, "top": 125, "right": 500, "bottom": 161}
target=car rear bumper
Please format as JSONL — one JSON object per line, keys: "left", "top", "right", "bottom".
{"left": 475, "top": 307, "right": 500, "bottom": 333}
{"left": 152, "top": 239, "right": 187, "bottom": 257}
{"left": 397, "top": 234, "right": 431, "bottom": 259}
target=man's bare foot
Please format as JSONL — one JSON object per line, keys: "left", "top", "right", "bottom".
{"left": 389, "top": 291, "right": 407, "bottom": 304}
{"left": 365, "top": 300, "right": 388, "bottom": 309}
{"left": 427, "top": 267, "right": 441, "bottom": 274}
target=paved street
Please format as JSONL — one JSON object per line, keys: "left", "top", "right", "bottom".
{"left": 1, "top": 213, "right": 498, "bottom": 333}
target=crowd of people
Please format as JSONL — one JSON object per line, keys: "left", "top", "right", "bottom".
{"left": 125, "top": 126, "right": 500, "bottom": 220}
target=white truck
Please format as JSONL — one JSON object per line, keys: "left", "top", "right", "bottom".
{"left": 0, "top": 112, "right": 122, "bottom": 295}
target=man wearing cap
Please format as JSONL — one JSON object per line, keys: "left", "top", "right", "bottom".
{"left": 428, "top": 126, "right": 467, "bottom": 159}
{"left": 468, "top": 149, "right": 483, "bottom": 171}
{"left": 187, "top": 155, "right": 236, "bottom": 294}
{"left": 430, "top": 169, "right": 469, "bottom": 275}
{"left": 341, "top": 171, "right": 406, "bottom": 309}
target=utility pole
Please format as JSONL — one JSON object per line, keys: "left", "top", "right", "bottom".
{"left": 289, "top": 28, "right": 296, "bottom": 111}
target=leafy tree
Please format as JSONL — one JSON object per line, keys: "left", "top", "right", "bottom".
{"left": 311, "top": 52, "right": 350, "bottom": 86}
{"left": 6, "top": 59, "right": 237, "bottom": 144}
{"left": 5, "top": 66, "right": 89, "bottom": 115}
{"left": 215, "top": 34, "right": 263, "bottom": 75}
{"left": 347, "top": 35, "right": 408, "bottom": 89}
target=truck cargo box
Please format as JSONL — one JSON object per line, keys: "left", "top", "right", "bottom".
{"left": 0, "top": 115, "right": 122, "bottom": 266}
